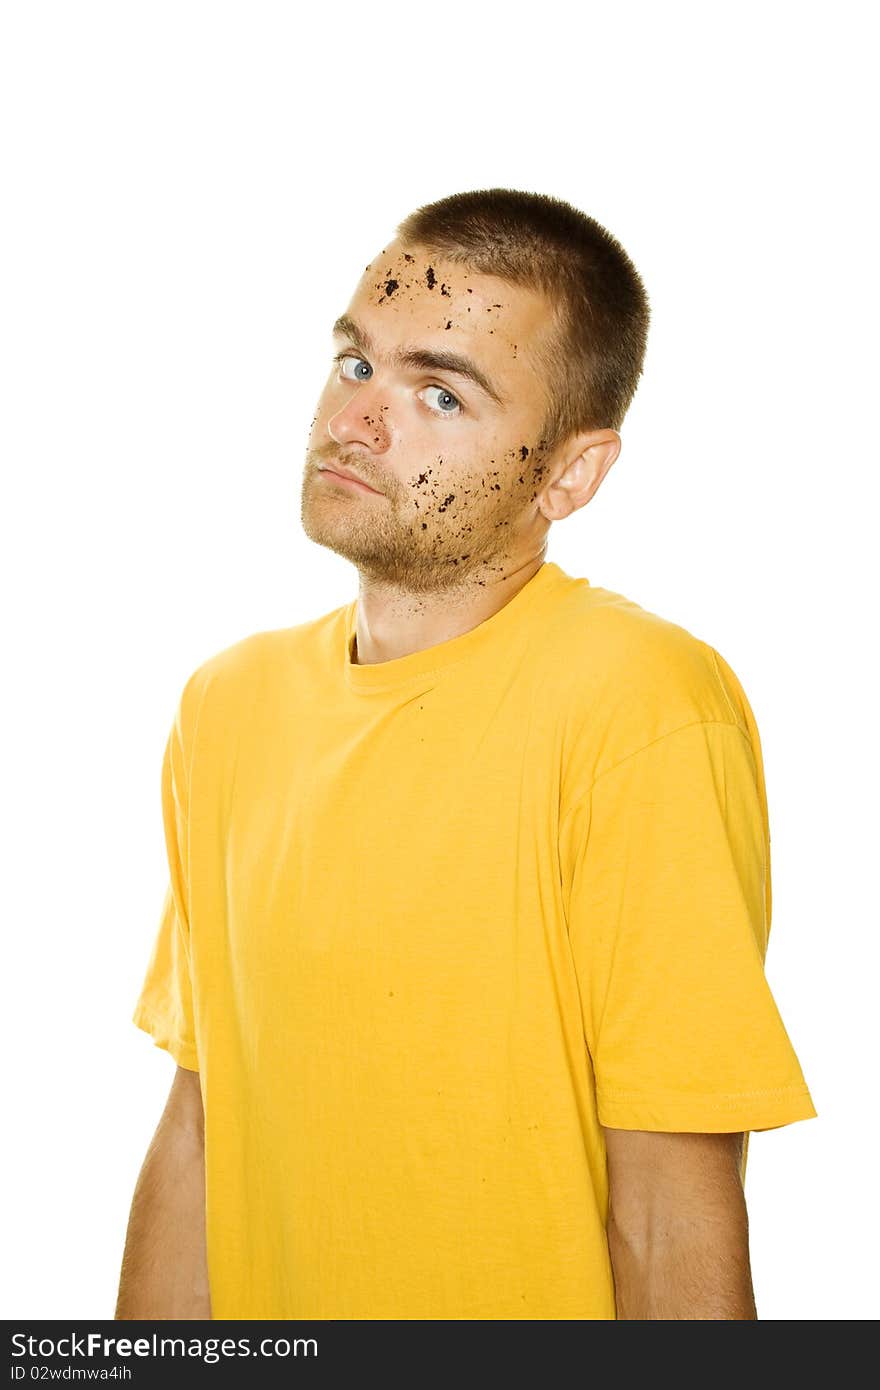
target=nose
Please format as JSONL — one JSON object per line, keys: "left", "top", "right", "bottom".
{"left": 327, "top": 384, "right": 392, "bottom": 453}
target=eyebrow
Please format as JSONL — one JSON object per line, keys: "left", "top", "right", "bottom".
{"left": 331, "top": 313, "right": 508, "bottom": 408}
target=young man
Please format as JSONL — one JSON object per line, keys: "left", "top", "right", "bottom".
{"left": 117, "top": 188, "right": 816, "bottom": 1321}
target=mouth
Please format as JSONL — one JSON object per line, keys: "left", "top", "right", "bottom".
{"left": 317, "top": 467, "right": 383, "bottom": 496}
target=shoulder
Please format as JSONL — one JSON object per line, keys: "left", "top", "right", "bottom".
{"left": 545, "top": 574, "right": 760, "bottom": 787}
{"left": 172, "top": 602, "right": 350, "bottom": 745}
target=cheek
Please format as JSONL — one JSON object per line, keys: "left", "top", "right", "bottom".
{"left": 407, "top": 457, "right": 490, "bottom": 512}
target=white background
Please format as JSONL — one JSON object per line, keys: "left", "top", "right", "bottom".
{"left": 2, "top": 0, "right": 876, "bottom": 1321}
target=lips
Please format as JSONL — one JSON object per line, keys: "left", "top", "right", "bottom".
{"left": 319, "top": 465, "right": 381, "bottom": 494}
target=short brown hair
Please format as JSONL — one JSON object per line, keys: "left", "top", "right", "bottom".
{"left": 396, "top": 188, "right": 650, "bottom": 452}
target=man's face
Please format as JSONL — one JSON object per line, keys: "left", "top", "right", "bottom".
{"left": 300, "top": 238, "right": 560, "bottom": 592}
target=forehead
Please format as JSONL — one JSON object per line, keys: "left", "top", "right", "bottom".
{"left": 344, "top": 239, "right": 554, "bottom": 379}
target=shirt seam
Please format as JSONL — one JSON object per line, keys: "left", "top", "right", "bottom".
{"left": 597, "top": 1082, "right": 812, "bottom": 1101}
{"left": 559, "top": 717, "right": 754, "bottom": 834}
{"left": 345, "top": 652, "right": 475, "bottom": 692}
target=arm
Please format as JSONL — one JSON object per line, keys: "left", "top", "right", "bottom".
{"left": 603, "top": 1127, "right": 756, "bottom": 1320}
{"left": 115, "top": 1064, "right": 211, "bottom": 1320}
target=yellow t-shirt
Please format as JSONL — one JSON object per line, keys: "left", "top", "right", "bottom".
{"left": 132, "top": 558, "right": 816, "bottom": 1320}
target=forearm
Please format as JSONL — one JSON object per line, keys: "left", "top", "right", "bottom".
{"left": 115, "top": 1115, "right": 211, "bottom": 1320}
{"left": 608, "top": 1198, "right": 756, "bottom": 1319}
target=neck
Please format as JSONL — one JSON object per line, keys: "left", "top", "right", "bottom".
{"left": 351, "top": 553, "right": 547, "bottom": 666}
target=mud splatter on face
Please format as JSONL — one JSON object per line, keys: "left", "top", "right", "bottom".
{"left": 526, "top": 447, "right": 549, "bottom": 502}
{"left": 360, "top": 409, "right": 390, "bottom": 447}
{"left": 303, "top": 240, "right": 560, "bottom": 592}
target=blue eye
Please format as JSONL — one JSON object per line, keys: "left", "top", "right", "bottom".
{"left": 420, "top": 385, "right": 462, "bottom": 416}
{"left": 332, "top": 351, "right": 463, "bottom": 417}
{"left": 334, "top": 352, "right": 372, "bottom": 382}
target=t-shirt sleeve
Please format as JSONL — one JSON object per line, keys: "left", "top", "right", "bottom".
{"left": 131, "top": 688, "right": 200, "bottom": 1072}
{"left": 563, "top": 718, "right": 816, "bottom": 1132}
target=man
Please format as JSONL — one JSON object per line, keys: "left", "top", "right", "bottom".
{"left": 117, "top": 188, "right": 816, "bottom": 1321}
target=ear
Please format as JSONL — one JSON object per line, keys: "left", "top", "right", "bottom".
{"left": 538, "top": 430, "right": 621, "bottom": 522}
